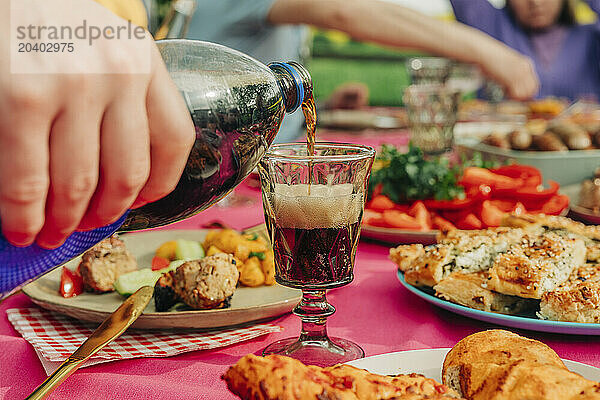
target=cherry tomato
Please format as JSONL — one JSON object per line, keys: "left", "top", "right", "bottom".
{"left": 59, "top": 267, "right": 83, "bottom": 298}
{"left": 152, "top": 256, "right": 171, "bottom": 271}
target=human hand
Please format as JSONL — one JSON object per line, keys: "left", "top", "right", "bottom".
{"left": 0, "top": 0, "right": 195, "bottom": 248}
{"left": 325, "top": 82, "right": 369, "bottom": 110}
{"left": 479, "top": 48, "right": 539, "bottom": 101}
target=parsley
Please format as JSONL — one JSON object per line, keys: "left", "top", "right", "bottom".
{"left": 246, "top": 233, "right": 259, "bottom": 241}
{"left": 369, "top": 143, "right": 464, "bottom": 203}
{"left": 249, "top": 251, "right": 266, "bottom": 260}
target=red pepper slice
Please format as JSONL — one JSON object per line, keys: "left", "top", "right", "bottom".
{"left": 367, "top": 195, "right": 395, "bottom": 212}
{"left": 408, "top": 201, "right": 432, "bottom": 230}
{"left": 363, "top": 209, "right": 386, "bottom": 227}
{"left": 480, "top": 200, "right": 505, "bottom": 228}
{"left": 59, "top": 267, "right": 83, "bottom": 298}
{"left": 460, "top": 167, "right": 521, "bottom": 189}
{"left": 423, "top": 197, "right": 475, "bottom": 211}
{"left": 489, "top": 199, "right": 516, "bottom": 212}
{"left": 511, "top": 201, "right": 528, "bottom": 216}
{"left": 382, "top": 210, "right": 422, "bottom": 230}
{"left": 432, "top": 214, "right": 457, "bottom": 231}
{"left": 491, "top": 164, "right": 542, "bottom": 181}
{"left": 514, "top": 180, "right": 560, "bottom": 201}
{"left": 540, "top": 194, "right": 570, "bottom": 215}
{"left": 455, "top": 213, "right": 483, "bottom": 230}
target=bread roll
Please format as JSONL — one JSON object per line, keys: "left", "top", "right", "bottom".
{"left": 442, "top": 330, "right": 600, "bottom": 400}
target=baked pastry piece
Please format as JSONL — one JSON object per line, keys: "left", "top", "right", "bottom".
{"left": 539, "top": 264, "right": 600, "bottom": 323}
{"left": 587, "top": 242, "right": 600, "bottom": 263}
{"left": 433, "top": 271, "right": 537, "bottom": 314}
{"left": 389, "top": 244, "right": 424, "bottom": 273}
{"left": 503, "top": 214, "right": 600, "bottom": 262}
{"left": 442, "top": 330, "right": 600, "bottom": 400}
{"left": 487, "top": 233, "right": 585, "bottom": 299}
{"left": 223, "top": 354, "right": 463, "bottom": 400}
{"left": 403, "top": 244, "right": 454, "bottom": 287}
{"left": 391, "top": 228, "right": 528, "bottom": 288}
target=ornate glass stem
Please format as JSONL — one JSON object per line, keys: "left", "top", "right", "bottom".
{"left": 294, "top": 290, "right": 336, "bottom": 342}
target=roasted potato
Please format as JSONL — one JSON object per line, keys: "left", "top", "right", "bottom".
{"left": 202, "top": 229, "right": 274, "bottom": 287}
{"left": 239, "top": 257, "right": 265, "bottom": 287}
{"left": 261, "top": 249, "right": 276, "bottom": 286}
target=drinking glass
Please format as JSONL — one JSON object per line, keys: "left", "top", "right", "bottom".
{"left": 407, "top": 57, "right": 452, "bottom": 85}
{"left": 258, "top": 142, "right": 375, "bottom": 366}
{"left": 403, "top": 84, "right": 461, "bottom": 154}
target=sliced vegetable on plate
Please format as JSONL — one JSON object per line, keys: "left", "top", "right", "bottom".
{"left": 363, "top": 144, "right": 569, "bottom": 236}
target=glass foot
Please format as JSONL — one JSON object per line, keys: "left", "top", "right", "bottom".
{"left": 262, "top": 336, "right": 364, "bottom": 367}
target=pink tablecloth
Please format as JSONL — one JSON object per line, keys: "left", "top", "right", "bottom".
{"left": 2, "top": 131, "right": 600, "bottom": 399}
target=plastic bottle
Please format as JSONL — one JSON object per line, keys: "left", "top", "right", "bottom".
{"left": 0, "top": 39, "right": 312, "bottom": 297}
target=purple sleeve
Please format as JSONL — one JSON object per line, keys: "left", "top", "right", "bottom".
{"left": 450, "top": 0, "right": 504, "bottom": 39}
{"left": 584, "top": 0, "right": 600, "bottom": 16}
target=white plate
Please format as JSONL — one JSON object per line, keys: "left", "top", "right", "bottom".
{"left": 346, "top": 348, "right": 600, "bottom": 382}
{"left": 23, "top": 230, "right": 301, "bottom": 329}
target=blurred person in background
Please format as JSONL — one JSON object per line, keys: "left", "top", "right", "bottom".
{"left": 187, "top": 0, "right": 540, "bottom": 142}
{"left": 451, "top": 0, "right": 600, "bottom": 101}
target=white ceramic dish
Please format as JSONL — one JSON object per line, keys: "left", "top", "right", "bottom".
{"left": 346, "top": 348, "right": 600, "bottom": 382}
{"left": 23, "top": 230, "right": 301, "bottom": 329}
{"left": 456, "top": 136, "right": 600, "bottom": 186}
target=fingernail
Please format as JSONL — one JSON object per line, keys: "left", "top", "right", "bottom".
{"left": 36, "top": 237, "right": 66, "bottom": 249}
{"left": 3, "top": 231, "right": 35, "bottom": 247}
{"left": 77, "top": 216, "right": 95, "bottom": 231}
{"left": 131, "top": 198, "right": 148, "bottom": 209}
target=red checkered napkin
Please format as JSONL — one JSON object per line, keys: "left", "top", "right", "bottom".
{"left": 7, "top": 308, "right": 282, "bottom": 374}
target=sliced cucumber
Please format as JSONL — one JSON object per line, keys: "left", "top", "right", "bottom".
{"left": 174, "top": 239, "right": 204, "bottom": 261}
{"left": 114, "top": 269, "right": 161, "bottom": 297}
{"left": 157, "top": 259, "right": 187, "bottom": 274}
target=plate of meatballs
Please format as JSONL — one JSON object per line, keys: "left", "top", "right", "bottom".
{"left": 22, "top": 229, "right": 301, "bottom": 329}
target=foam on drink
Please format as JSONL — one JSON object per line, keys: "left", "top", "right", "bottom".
{"left": 270, "top": 183, "right": 363, "bottom": 229}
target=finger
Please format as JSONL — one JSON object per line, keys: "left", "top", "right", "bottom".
{"left": 0, "top": 112, "right": 50, "bottom": 246}
{"left": 132, "top": 53, "right": 194, "bottom": 208}
{"left": 36, "top": 107, "right": 101, "bottom": 248}
{"left": 78, "top": 90, "right": 150, "bottom": 230}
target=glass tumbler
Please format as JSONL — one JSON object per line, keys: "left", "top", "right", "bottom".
{"left": 403, "top": 84, "right": 461, "bottom": 154}
{"left": 258, "top": 142, "right": 375, "bottom": 366}
{"left": 407, "top": 57, "right": 452, "bottom": 85}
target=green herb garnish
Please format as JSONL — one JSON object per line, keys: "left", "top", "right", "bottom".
{"left": 368, "top": 143, "right": 464, "bottom": 203}
{"left": 246, "top": 233, "right": 259, "bottom": 241}
{"left": 249, "top": 251, "right": 266, "bottom": 260}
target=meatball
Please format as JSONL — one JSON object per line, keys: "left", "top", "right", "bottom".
{"left": 78, "top": 236, "right": 137, "bottom": 293}
{"left": 173, "top": 254, "right": 239, "bottom": 309}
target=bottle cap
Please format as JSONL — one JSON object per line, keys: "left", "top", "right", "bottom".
{"left": 269, "top": 62, "right": 305, "bottom": 113}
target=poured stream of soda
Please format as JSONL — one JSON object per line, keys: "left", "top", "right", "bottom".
{"left": 302, "top": 93, "right": 317, "bottom": 195}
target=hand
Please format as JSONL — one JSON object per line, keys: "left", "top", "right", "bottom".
{"left": 479, "top": 48, "right": 539, "bottom": 101}
{"left": 0, "top": 1, "right": 195, "bottom": 249}
{"left": 325, "top": 82, "right": 369, "bottom": 109}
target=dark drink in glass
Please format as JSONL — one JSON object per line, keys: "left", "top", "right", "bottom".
{"left": 265, "top": 184, "right": 363, "bottom": 288}
{"left": 259, "top": 143, "right": 375, "bottom": 367}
